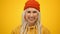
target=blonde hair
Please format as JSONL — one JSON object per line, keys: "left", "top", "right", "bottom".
{"left": 20, "top": 9, "right": 41, "bottom": 34}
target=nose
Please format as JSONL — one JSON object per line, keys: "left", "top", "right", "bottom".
{"left": 30, "top": 13, "right": 33, "bottom": 17}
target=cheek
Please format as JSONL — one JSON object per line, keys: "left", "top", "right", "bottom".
{"left": 25, "top": 13, "right": 30, "bottom": 19}
{"left": 34, "top": 13, "right": 38, "bottom": 18}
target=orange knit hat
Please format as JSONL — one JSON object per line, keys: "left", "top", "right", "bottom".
{"left": 24, "top": 0, "right": 40, "bottom": 12}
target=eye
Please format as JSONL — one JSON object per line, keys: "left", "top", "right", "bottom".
{"left": 33, "top": 11, "right": 37, "bottom": 13}
{"left": 27, "top": 11, "right": 31, "bottom": 13}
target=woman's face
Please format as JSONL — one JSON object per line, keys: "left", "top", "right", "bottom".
{"left": 25, "top": 8, "right": 39, "bottom": 25}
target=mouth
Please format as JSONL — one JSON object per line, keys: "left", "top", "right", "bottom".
{"left": 28, "top": 17, "right": 35, "bottom": 21}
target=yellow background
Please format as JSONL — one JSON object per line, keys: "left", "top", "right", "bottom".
{"left": 0, "top": 0, "right": 60, "bottom": 34}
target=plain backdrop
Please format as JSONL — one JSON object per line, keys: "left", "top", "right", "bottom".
{"left": 0, "top": 0, "right": 60, "bottom": 34}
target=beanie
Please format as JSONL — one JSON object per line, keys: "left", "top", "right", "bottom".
{"left": 24, "top": 0, "right": 40, "bottom": 12}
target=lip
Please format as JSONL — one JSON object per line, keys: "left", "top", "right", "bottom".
{"left": 29, "top": 17, "right": 35, "bottom": 21}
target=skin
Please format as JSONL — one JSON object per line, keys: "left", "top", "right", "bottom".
{"left": 12, "top": 8, "right": 50, "bottom": 34}
{"left": 24, "top": 8, "right": 39, "bottom": 26}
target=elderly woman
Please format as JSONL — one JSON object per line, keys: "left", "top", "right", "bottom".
{"left": 12, "top": 0, "right": 50, "bottom": 34}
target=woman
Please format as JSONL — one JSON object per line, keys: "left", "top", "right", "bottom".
{"left": 12, "top": 0, "right": 50, "bottom": 34}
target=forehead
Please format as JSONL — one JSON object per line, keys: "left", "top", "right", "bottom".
{"left": 24, "top": 8, "right": 39, "bottom": 12}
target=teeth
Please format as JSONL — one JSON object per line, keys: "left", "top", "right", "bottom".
{"left": 29, "top": 17, "right": 34, "bottom": 20}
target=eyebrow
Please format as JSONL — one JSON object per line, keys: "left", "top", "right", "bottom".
{"left": 27, "top": 11, "right": 31, "bottom": 13}
{"left": 33, "top": 11, "right": 37, "bottom": 13}
{"left": 26, "top": 10, "right": 38, "bottom": 13}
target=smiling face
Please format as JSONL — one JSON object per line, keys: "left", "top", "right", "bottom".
{"left": 24, "top": 8, "right": 39, "bottom": 26}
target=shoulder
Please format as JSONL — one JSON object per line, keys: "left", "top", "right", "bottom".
{"left": 11, "top": 25, "right": 22, "bottom": 34}
{"left": 41, "top": 25, "right": 50, "bottom": 34}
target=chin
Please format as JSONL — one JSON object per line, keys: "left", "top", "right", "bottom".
{"left": 28, "top": 21, "right": 35, "bottom": 24}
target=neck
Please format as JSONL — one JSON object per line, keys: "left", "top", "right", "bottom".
{"left": 28, "top": 23, "right": 36, "bottom": 27}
